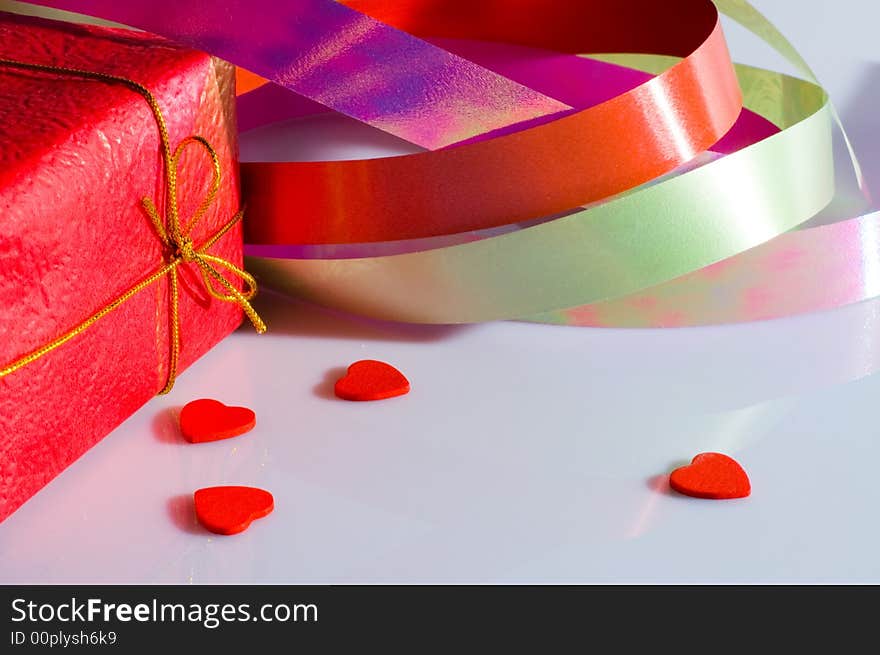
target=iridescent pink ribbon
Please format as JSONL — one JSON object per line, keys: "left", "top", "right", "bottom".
{"left": 23, "top": 0, "right": 570, "bottom": 149}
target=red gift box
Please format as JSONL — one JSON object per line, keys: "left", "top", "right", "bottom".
{"left": 0, "top": 13, "right": 247, "bottom": 522}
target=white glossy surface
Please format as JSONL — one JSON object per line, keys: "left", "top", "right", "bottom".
{"left": 1, "top": 0, "right": 879, "bottom": 583}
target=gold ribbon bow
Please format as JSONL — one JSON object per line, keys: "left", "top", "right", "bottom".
{"left": 0, "top": 58, "right": 266, "bottom": 394}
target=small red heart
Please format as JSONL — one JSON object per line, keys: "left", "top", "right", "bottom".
{"left": 193, "top": 486, "right": 274, "bottom": 535}
{"left": 179, "top": 399, "right": 256, "bottom": 443}
{"left": 669, "top": 453, "right": 751, "bottom": 499}
{"left": 334, "top": 360, "right": 410, "bottom": 401}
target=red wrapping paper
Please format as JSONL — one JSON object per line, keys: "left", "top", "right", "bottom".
{"left": 0, "top": 13, "right": 243, "bottom": 522}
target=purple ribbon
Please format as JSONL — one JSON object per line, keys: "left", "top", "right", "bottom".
{"left": 26, "top": 0, "right": 570, "bottom": 149}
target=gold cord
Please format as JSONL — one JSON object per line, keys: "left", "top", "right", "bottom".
{"left": 0, "top": 57, "right": 266, "bottom": 394}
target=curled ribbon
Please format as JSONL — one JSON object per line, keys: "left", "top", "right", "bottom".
{"left": 0, "top": 57, "right": 267, "bottom": 394}
{"left": 12, "top": 0, "right": 879, "bottom": 329}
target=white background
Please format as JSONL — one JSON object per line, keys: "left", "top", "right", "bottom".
{"left": 1, "top": 0, "right": 879, "bottom": 583}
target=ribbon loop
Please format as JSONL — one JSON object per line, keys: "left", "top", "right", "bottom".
{"left": 136, "top": 86, "right": 267, "bottom": 394}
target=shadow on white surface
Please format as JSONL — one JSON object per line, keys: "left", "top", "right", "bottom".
{"left": 312, "top": 366, "right": 348, "bottom": 401}
{"left": 2, "top": 289, "right": 880, "bottom": 583}
{"left": 166, "top": 494, "right": 201, "bottom": 536}
{"left": 841, "top": 63, "right": 880, "bottom": 196}
{"left": 152, "top": 406, "right": 183, "bottom": 444}
{"left": 245, "top": 289, "right": 471, "bottom": 343}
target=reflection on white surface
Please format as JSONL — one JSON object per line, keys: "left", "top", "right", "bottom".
{"left": 2, "top": 291, "right": 880, "bottom": 583}
{"left": 240, "top": 112, "right": 424, "bottom": 163}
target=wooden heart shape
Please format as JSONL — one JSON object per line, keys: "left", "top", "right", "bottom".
{"left": 669, "top": 452, "right": 751, "bottom": 499}
{"left": 334, "top": 360, "right": 410, "bottom": 401}
{"left": 194, "top": 486, "right": 274, "bottom": 535}
{"left": 179, "top": 399, "right": 256, "bottom": 443}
